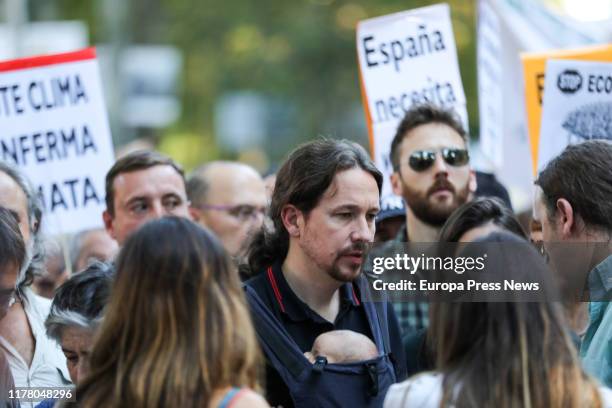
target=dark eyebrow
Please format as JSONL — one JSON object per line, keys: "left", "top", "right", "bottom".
{"left": 331, "top": 204, "right": 380, "bottom": 213}
{"left": 0, "top": 288, "right": 14, "bottom": 296}
{"left": 62, "top": 348, "right": 76, "bottom": 354}
{"left": 331, "top": 204, "right": 360, "bottom": 212}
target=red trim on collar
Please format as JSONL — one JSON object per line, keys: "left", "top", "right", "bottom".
{"left": 267, "top": 266, "right": 286, "bottom": 313}
{"left": 351, "top": 284, "right": 361, "bottom": 306}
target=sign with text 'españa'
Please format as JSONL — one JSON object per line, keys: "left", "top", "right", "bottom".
{"left": 357, "top": 4, "right": 467, "bottom": 207}
{"left": 521, "top": 44, "right": 612, "bottom": 175}
{"left": 0, "top": 48, "right": 114, "bottom": 235}
{"left": 538, "top": 59, "right": 612, "bottom": 172}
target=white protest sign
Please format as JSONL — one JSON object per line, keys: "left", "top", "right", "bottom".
{"left": 538, "top": 59, "right": 612, "bottom": 172}
{"left": 0, "top": 48, "right": 115, "bottom": 235}
{"left": 477, "top": 0, "right": 503, "bottom": 168}
{"left": 357, "top": 3, "right": 467, "bottom": 207}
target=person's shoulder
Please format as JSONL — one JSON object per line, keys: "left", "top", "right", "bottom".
{"left": 22, "top": 288, "right": 52, "bottom": 319}
{"left": 599, "top": 386, "right": 612, "bottom": 406}
{"left": 34, "top": 399, "right": 56, "bottom": 408}
{"left": 244, "top": 269, "right": 267, "bottom": 287}
{"left": 230, "top": 389, "right": 270, "bottom": 408}
{"left": 384, "top": 372, "right": 443, "bottom": 408}
{"left": 211, "top": 388, "right": 269, "bottom": 408}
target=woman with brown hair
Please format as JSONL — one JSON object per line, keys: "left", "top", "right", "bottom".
{"left": 74, "top": 217, "right": 268, "bottom": 408}
{"left": 384, "top": 231, "right": 612, "bottom": 407}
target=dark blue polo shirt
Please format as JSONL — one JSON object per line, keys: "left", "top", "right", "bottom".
{"left": 245, "top": 262, "right": 407, "bottom": 407}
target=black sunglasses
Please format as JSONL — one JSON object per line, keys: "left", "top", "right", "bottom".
{"left": 408, "top": 148, "right": 469, "bottom": 172}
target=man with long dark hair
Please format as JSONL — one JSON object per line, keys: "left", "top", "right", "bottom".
{"left": 243, "top": 139, "right": 406, "bottom": 407}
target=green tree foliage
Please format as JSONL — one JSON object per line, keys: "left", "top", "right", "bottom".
{"left": 52, "top": 0, "right": 478, "bottom": 165}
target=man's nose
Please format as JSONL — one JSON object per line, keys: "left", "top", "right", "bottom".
{"left": 76, "top": 360, "right": 90, "bottom": 384}
{"left": 431, "top": 153, "right": 449, "bottom": 175}
{"left": 351, "top": 217, "right": 374, "bottom": 243}
{"left": 150, "top": 201, "right": 166, "bottom": 219}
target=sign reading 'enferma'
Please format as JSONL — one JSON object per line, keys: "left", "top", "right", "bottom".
{"left": 357, "top": 4, "right": 467, "bottom": 205}
{"left": 0, "top": 48, "right": 114, "bottom": 235}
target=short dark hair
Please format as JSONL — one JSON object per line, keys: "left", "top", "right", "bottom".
{"left": 390, "top": 104, "right": 467, "bottom": 170}
{"left": 105, "top": 150, "right": 185, "bottom": 216}
{"left": 0, "top": 206, "right": 26, "bottom": 273}
{"left": 244, "top": 139, "right": 382, "bottom": 275}
{"left": 45, "top": 261, "right": 114, "bottom": 343}
{"left": 438, "top": 197, "right": 526, "bottom": 243}
{"left": 535, "top": 141, "right": 612, "bottom": 232}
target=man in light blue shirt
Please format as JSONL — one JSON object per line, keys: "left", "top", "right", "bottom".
{"left": 534, "top": 140, "right": 612, "bottom": 387}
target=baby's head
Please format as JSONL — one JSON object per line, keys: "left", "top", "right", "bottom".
{"left": 305, "top": 330, "right": 379, "bottom": 364}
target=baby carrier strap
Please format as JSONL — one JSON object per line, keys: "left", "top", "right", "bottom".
{"left": 244, "top": 284, "right": 308, "bottom": 379}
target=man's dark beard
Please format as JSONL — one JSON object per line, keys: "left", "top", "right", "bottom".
{"left": 402, "top": 177, "right": 470, "bottom": 226}
{"left": 328, "top": 242, "right": 369, "bottom": 282}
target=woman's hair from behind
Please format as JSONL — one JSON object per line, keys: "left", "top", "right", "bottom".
{"left": 438, "top": 196, "right": 526, "bottom": 243}
{"left": 429, "top": 232, "right": 602, "bottom": 408}
{"left": 76, "top": 217, "right": 262, "bottom": 408}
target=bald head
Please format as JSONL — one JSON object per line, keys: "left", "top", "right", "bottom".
{"left": 187, "top": 162, "right": 267, "bottom": 259}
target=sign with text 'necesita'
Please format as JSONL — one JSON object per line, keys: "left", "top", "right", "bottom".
{"left": 356, "top": 3, "right": 467, "bottom": 209}
{"left": 0, "top": 48, "right": 114, "bottom": 235}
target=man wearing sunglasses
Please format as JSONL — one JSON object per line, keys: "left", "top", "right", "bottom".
{"left": 187, "top": 161, "right": 267, "bottom": 268}
{"left": 387, "top": 104, "right": 476, "bottom": 335}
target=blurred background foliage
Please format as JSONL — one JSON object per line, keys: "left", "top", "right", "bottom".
{"left": 37, "top": 0, "right": 477, "bottom": 171}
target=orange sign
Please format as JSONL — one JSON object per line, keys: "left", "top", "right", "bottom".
{"left": 521, "top": 44, "right": 612, "bottom": 175}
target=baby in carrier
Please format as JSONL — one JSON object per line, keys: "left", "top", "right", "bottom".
{"left": 304, "top": 330, "right": 379, "bottom": 364}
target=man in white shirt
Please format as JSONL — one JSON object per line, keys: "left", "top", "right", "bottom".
{"left": 0, "top": 162, "right": 71, "bottom": 407}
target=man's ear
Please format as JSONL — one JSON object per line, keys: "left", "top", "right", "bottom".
{"left": 102, "top": 210, "right": 117, "bottom": 240}
{"left": 281, "top": 204, "right": 302, "bottom": 238}
{"left": 468, "top": 170, "right": 478, "bottom": 194}
{"left": 555, "top": 198, "right": 575, "bottom": 238}
{"left": 189, "top": 206, "right": 203, "bottom": 223}
{"left": 390, "top": 171, "right": 403, "bottom": 196}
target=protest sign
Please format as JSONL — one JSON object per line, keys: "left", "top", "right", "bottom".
{"left": 538, "top": 59, "right": 612, "bottom": 171}
{"left": 0, "top": 48, "right": 114, "bottom": 235}
{"left": 477, "top": 0, "right": 503, "bottom": 168}
{"left": 521, "top": 44, "right": 612, "bottom": 174}
{"left": 357, "top": 3, "right": 467, "bottom": 208}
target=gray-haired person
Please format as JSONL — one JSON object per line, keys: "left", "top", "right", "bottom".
{"left": 45, "top": 262, "right": 113, "bottom": 385}
{"left": 0, "top": 162, "right": 71, "bottom": 404}
{"left": 34, "top": 262, "right": 113, "bottom": 408}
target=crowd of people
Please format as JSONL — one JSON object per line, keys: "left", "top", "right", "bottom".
{"left": 0, "top": 103, "right": 611, "bottom": 407}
